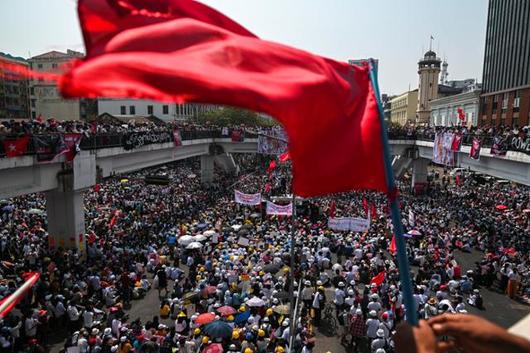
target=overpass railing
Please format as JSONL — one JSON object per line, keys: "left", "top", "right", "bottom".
{"left": 0, "top": 129, "right": 258, "bottom": 159}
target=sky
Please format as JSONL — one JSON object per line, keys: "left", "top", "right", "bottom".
{"left": 0, "top": 0, "right": 488, "bottom": 95}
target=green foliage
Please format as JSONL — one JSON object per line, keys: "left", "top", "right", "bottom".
{"left": 194, "top": 106, "right": 279, "bottom": 127}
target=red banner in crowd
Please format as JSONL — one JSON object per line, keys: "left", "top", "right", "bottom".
{"left": 231, "top": 129, "right": 244, "bottom": 142}
{"left": 61, "top": 133, "right": 83, "bottom": 161}
{"left": 267, "top": 160, "right": 277, "bottom": 174}
{"left": 173, "top": 129, "right": 182, "bottom": 147}
{"left": 451, "top": 133, "right": 462, "bottom": 151}
{"left": 470, "top": 138, "right": 481, "bottom": 160}
{"left": 2, "top": 136, "right": 30, "bottom": 158}
{"left": 266, "top": 201, "right": 293, "bottom": 216}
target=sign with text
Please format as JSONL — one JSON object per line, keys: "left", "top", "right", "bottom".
{"left": 234, "top": 190, "right": 262, "bottom": 206}
{"left": 328, "top": 217, "right": 370, "bottom": 232}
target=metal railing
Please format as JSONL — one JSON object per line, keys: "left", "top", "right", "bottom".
{"left": 0, "top": 129, "right": 259, "bottom": 158}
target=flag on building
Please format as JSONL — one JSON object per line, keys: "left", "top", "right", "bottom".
{"left": 57, "top": 0, "right": 387, "bottom": 198}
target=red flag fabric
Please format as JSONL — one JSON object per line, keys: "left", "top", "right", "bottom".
{"left": 279, "top": 152, "right": 290, "bottom": 163}
{"left": 328, "top": 200, "right": 336, "bottom": 218}
{"left": 371, "top": 203, "right": 377, "bottom": 220}
{"left": 455, "top": 174, "right": 461, "bottom": 186}
{"left": 370, "top": 271, "right": 385, "bottom": 286}
{"left": 0, "top": 272, "right": 40, "bottom": 318}
{"left": 94, "top": 184, "right": 101, "bottom": 193}
{"left": 264, "top": 183, "right": 271, "bottom": 193}
{"left": 2, "top": 136, "right": 30, "bottom": 158}
{"left": 362, "top": 197, "right": 369, "bottom": 216}
{"left": 389, "top": 235, "right": 397, "bottom": 255}
{"left": 267, "top": 160, "right": 277, "bottom": 174}
{"left": 58, "top": 0, "right": 387, "bottom": 198}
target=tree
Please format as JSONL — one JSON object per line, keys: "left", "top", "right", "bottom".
{"left": 194, "top": 106, "right": 278, "bottom": 127}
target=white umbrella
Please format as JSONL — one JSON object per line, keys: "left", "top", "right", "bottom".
{"left": 332, "top": 263, "right": 343, "bottom": 272}
{"left": 407, "top": 230, "right": 422, "bottom": 236}
{"left": 186, "top": 242, "right": 203, "bottom": 250}
{"left": 178, "top": 235, "right": 194, "bottom": 246}
{"left": 194, "top": 234, "right": 207, "bottom": 242}
{"left": 203, "top": 230, "right": 217, "bottom": 237}
{"left": 246, "top": 297, "right": 266, "bottom": 307}
{"left": 231, "top": 225, "right": 242, "bottom": 231}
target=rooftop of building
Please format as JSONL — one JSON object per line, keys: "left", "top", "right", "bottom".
{"left": 29, "top": 50, "right": 84, "bottom": 61}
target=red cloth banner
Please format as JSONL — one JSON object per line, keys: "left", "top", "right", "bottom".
{"left": 470, "top": 138, "right": 481, "bottom": 160}
{"left": 279, "top": 151, "right": 290, "bottom": 163}
{"left": 266, "top": 201, "right": 293, "bottom": 216}
{"left": 451, "top": 133, "right": 462, "bottom": 152}
{"left": 389, "top": 235, "right": 397, "bottom": 255}
{"left": 61, "top": 133, "right": 83, "bottom": 161}
{"left": 57, "top": 0, "right": 387, "bottom": 198}
{"left": 2, "top": 136, "right": 30, "bottom": 158}
{"left": 173, "top": 129, "right": 182, "bottom": 147}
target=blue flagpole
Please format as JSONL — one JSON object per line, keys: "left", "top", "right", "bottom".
{"left": 367, "top": 60, "right": 418, "bottom": 326}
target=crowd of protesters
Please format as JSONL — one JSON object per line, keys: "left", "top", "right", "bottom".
{"left": 0, "top": 121, "right": 529, "bottom": 353}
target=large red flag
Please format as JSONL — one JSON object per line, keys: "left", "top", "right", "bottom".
{"left": 2, "top": 136, "right": 30, "bottom": 158}
{"left": 57, "top": 0, "right": 387, "bottom": 198}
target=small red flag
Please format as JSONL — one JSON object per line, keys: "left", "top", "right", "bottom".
{"left": 362, "top": 197, "right": 369, "bottom": 216}
{"left": 94, "top": 184, "right": 101, "bottom": 193}
{"left": 370, "top": 271, "right": 385, "bottom": 286}
{"left": 455, "top": 174, "right": 461, "bottom": 186}
{"left": 2, "top": 136, "right": 30, "bottom": 158}
{"left": 329, "top": 200, "right": 336, "bottom": 218}
{"left": 267, "top": 160, "right": 277, "bottom": 174}
{"left": 264, "top": 183, "right": 271, "bottom": 193}
{"left": 279, "top": 152, "right": 290, "bottom": 163}
{"left": 56, "top": 0, "right": 387, "bottom": 198}
{"left": 389, "top": 235, "right": 397, "bottom": 255}
{"left": 371, "top": 203, "right": 377, "bottom": 220}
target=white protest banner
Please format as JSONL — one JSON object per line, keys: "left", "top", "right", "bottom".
{"left": 266, "top": 201, "right": 293, "bottom": 216}
{"left": 234, "top": 190, "right": 262, "bottom": 206}
{"left": 238, "top": 237, "right": 250, "bottom": 246}
{"left": 408, "top": 209, "right": 415, "bottom": 227}
{"left": 328, "top": 217, "right": 371, "bottom": 232}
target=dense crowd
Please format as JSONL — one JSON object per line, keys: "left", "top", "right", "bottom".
{"left": 0, "top": 139, "right": 529, "bottom": 353}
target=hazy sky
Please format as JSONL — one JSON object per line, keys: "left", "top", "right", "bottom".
{"left": 0, "top": 0, "right": 488, "bottom": 95}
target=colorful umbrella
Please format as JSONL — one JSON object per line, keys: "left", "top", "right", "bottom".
{"left": 495, "top": 205, "right": 508, "bottom": 211}
{"left": 195, "top": 313, "right": 216, "bottom": 325}
{"left": 203, "top": 320, "right": 233, "bottom": 339}
{"left": 406, "top": 230, "right": 422, "bottom": 237}
{"left": 273, "top": 305, "right": 290, "bottom": 315}
{"left": 234, "top": 310, "right": 250, "bottom": 324}
{"left": 217, "top": 306, "right": 237, "bottom": 317}
{"left": 246, "top": 297, "right": 266, "bottom": 307}
{"left": 203, "top": 343, "right": 223, "bottom": 353}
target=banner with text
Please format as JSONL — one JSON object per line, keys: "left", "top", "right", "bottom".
{"left": 234, "top": 190, "right": 262, "bottom": 206}
{"left": 122, "top": 131, "right": 173, "bottom": 150}
{"left": 328, "top": 217, "right": 371, "bottom": 232}
{"left": 257, "top": 134, "right": 288, "bottom": 155}
{"left": 266, "top": 201, "right": 293, "bottom": 216}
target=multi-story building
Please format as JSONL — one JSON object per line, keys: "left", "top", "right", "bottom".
{"left": 480, "top": 0, "right": 530, "bottom": 127}
{"left": 390, "top": 89, "right": 418, "bottom": 126}
{"left": 28, "top": 50, "right": 96, "bottom": 121}
{"left": 381, "top": 94, "right": 396, "bottom": 124}
{"left": 416, "top": 50, "right": 441, "bottom": 124}
{"left": 97, "top": 99, "right": 217, "bottom": 122}
{"left": 0, "top": 52, "right": 31, "bottom": 120}
{"left": 431, "top": 87, "right": 481, "bottom": 127}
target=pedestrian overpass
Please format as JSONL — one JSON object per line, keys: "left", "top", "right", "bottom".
{"left": 1, "top": 133, "right": 530, "bottom": 251}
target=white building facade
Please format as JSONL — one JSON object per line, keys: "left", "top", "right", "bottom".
{"left": 430, "top": 89, "right": 481, "bottom": 127}
{"left": 97, "top": 99, "right": 217, "bottom": 122}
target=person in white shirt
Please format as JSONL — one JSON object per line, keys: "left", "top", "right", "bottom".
{"left": 334, "top": 282, "right": 346, "bottom": 314}
{"left": 367, "top": 295, "right": 382, "bottom": 314}
{"left": 67, "top": 303, "right": 81, "bottom": 333}
{"left": 366, "top": 311, "right": 380, "bottom": 339}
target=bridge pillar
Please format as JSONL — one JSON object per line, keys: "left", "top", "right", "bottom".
{"left": 411, "top": 158, "right": 429, "bottom": 194}
{"left": 201, "top": 155, "right": 215, "bottom": 185}
{"left": 46, "top": 177, "right": 86, "bottom": 253}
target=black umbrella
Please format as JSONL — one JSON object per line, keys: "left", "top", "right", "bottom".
{"left": 263, "top": 263, "right": 280, "bottom": 274}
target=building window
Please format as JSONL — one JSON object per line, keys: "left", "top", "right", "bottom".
{"left": 37, "top": 64, "right": 43, "bottom": 69}
{"left": 30, "top": 87, "right": 34, "bottom": 95}
{"left": 513, "top": 90, "right": 520, "bottom": 112}
{"left": 32, "top": 112, "right": 36, "bottom": 119}
{"left": 163, "top": 105, "right": 169, "bottom": 114}
{"left": 129, "top": 106, "right": 135, "bottom": 115}
{"left": 147, "top": 105, "right": 153, "bottom": 115}
{"left": 501, "top": 93, "right": 508, "bottom": 112}
{"left": 52, "top": 63, "right": 58, "bottom": 69}
{"left": 120, "top": 106, "right": 126, "bottom": 115}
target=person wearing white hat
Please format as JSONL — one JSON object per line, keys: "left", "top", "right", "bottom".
{"left": 371, "top": 328, "right": 387, "bottom": 352}
{"left": 366, "top": 310, "right": 380, "bottom": 339}
{"left": 301, "top": 280, "right": 314, "bottom": 309}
